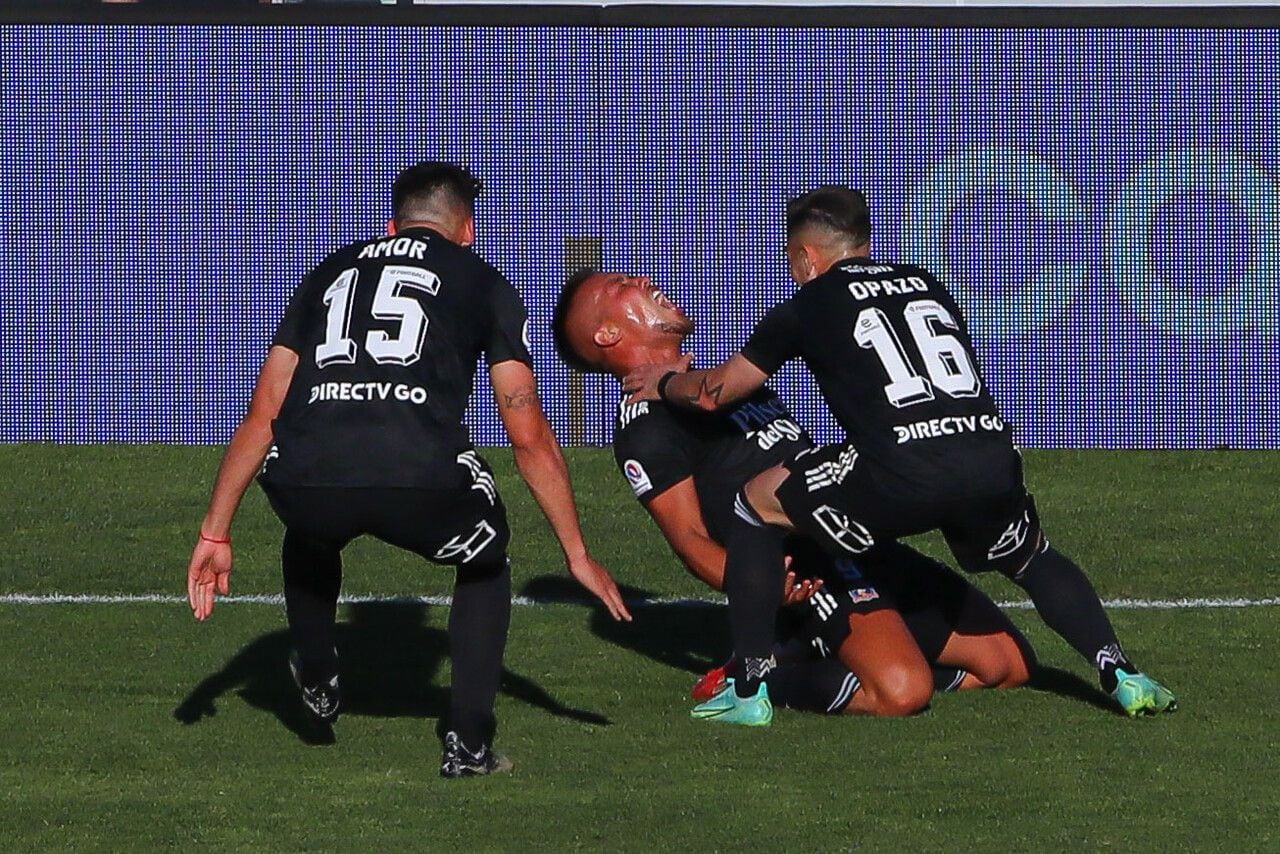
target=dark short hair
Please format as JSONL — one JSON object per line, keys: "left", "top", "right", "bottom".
{"left": 391, "top": 161, "right": 483, "bottom": 222}
{"left": 785, "top": 186, "right": 871, "bottom": 247}
{"left": 552, "top": 268, "right": 605, "bottom": 373}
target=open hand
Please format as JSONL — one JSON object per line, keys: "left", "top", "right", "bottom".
{"left": 567, "top": 553, "right": 633, "bottom": 622}
{"left": 187, "top": 537, "right": 233, "bottom": 621}
{"left": 622, "top": 353, "right": 693, "bottom": 405}
{"left": 781, "top": 569, "right": 824, "bottom": 607}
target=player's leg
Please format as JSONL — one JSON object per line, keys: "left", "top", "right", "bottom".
{"left": 783, "top": 542, "right": 933, "bottom": 716}
{"left": 281, "top": 529, "right": 344, "bottom": 685}
{"left": 861, "top": 542, "right": 1035, "bottom": 691}
{"left": 725, "top": 465, "right": 793, "bottom": 699}
{"left": 765, "top": 658, "right": 865, "bottom": 716}
{"left": 1012, "top": 541, "right": 1174, "bottom": 713}
{"left": 690, "top": 466, "right": 794, "bottom": 724}
{"left": 261, "top": 484, "right": 359, "bottom": 724}
{"left": 945, "top": 491, "right": 1175, "bottom": 715}
{"left": 838, "top": 610, "right": 934, "bottom": 715}
{"left": 931, "top": 588, "right": 1034, "bottom": 691}
{"left": 370, "top": 483, "right": 515, "bottom": 774}
{"left": 447, "top": 554, "right": 512, "bottom": 762}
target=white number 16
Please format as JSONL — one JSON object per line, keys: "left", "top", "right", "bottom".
{"left": 853, "top": 299, "right": 981, "bottom": 408}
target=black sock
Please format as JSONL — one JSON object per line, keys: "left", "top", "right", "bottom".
{"left": 1012, "top": 545, "right": 1134, "bottom": 692}
{"left": 932, "top": 666, "right": 969, "bottom": 693}
{"left": 767, "top": 660, "right": 861, "bottom": 714}
{"left": 448, "top": 556, "right": 511, "bottom": 748}
{"left": 281, "top": 529, "right": 343, "bottom": 683}
{"left": 772, "top": 636, "right": 814, "bottom": 666}
{"left": 726, "top": 496, "right": 788, "bottom": 698}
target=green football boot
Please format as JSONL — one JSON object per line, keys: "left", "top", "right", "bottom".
{"left": 1111, "top": 669, "right": 1178, "bottom": 717}
{"left": 691, "top": 680, "right": 773, "bottom": 726}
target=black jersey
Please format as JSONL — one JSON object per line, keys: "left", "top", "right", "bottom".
{"left": 741, "top": 259, "right": 1018, "bottom": 500}
{"left": 612, "top": 387, "right": 811, "bottom": 542}
{"left": 262, "top": 227, "right": 532, "bottom": 489}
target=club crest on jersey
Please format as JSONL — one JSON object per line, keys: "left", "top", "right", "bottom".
{"left": 849, "top": 587, "right": 880, "bottom": 604}
{"left": 811, "top": 505, "right": 874, "bottom": 555}
{"left": 623, "top": 459, "right": 652, "bottom": 496}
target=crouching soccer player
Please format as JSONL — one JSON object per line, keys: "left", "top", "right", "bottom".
{"left": 626, "top": 187, "right": 1176, "bottom": 723}
{"left": 554, "top": 269, "right": 1035, "bottom": 718}
{"left": 186, "top": 162, "right": 631, "bottom": 776}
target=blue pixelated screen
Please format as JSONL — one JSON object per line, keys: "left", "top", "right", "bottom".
{"left": 1, "top": 27, "right": 1276, "bottom": 448}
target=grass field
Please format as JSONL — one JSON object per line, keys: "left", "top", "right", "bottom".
{"left": 2, "top": 446, "right": 1278, "bottom": 850}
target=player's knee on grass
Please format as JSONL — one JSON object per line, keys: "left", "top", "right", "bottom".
{"left": 856, "top": 660, "right": 933, "bottom": 716}
{"left": 838, "top": 610, "right": 933, "bottom": 715}
{"left": 966, "top": 636, "right": 1020, "bottom": 689}
{"left": 1000, "top": 632, "right": 1035, "bottom": 688}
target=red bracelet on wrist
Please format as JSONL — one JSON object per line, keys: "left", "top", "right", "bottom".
{"left": 199, "top": 533, "right": 232, "bottom": 545}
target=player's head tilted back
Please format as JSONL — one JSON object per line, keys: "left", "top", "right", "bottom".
{"left": 552, "top": 269, "right": 693, "bottom": 376}
{"left": 390, "top": 161, "right": 484, "bottom": 246}
{"left": 784, "top": 186, "right": 873, "bottom": 284}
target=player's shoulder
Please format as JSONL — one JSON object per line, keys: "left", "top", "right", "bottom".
{"left": 614, "top": 397, "right": 692, "bottom": 460}
{"left": 614, "top": 397, "right": 680, "bottom": 439}
{"left": 325, "top": 229, "right": 500, "bottom": 275}
{"left": 806, "top": 257, "right": 949, "bottom": 302}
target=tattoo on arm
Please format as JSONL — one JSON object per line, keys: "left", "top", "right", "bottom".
{"left": 501, "top": 387, "right": 541, "bottom": 410}
{"left": 696, "top": 375, "right": 725, "bottom": 407}
{"left": 672, "top": 370, "right": 725, "bottom": 409}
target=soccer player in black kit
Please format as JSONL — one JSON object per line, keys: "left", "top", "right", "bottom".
{"left": 186, "top": 162, "right": 631, "bottom": 775}
{"left": 626, "top": 186, "right": 1176, "bottom": 724}
{"left": 554, "top": 270, "right": 1034, "bottom": 717}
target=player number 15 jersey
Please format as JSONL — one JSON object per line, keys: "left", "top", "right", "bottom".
{"left": 262, "top": 227, "right": 532, "bottom": 489}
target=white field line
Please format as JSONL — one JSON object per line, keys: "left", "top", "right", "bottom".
{"left": 0, "top": 593, "right": 1277, "bottom": 610}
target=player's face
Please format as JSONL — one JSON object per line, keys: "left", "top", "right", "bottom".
{"left": 590, "top": 272, "right": 694, "bottom": 340}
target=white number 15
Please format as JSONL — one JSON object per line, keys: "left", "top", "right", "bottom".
{"left": 315, "top": 265, "right": 441, "bottom": 368}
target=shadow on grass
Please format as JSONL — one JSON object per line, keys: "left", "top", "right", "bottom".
{"left": 1026, "top": 664, "right": 1120, "bottom": 715}
{"left": 174, "top": 601, "right": 610, "bottom": 745}
{"left": 520, "top": 575, "right": 727, "bottom": 679}
{"left": 519, "top": 574, "right": 1121, "bottom": 715}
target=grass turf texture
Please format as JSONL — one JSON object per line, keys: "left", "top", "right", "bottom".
{"left": 2, "top": 446, "right": 1278, "bottom": 849}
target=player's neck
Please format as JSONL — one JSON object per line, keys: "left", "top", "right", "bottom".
{"left": 812, "top": 244, "right": 872, "bottom": 280}
{"left": 613, "top": 341, "right": 685, "bottom": 377}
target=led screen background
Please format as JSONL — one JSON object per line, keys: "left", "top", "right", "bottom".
{"left": 1, "top": 27, "right": 1276, "bottom": 448}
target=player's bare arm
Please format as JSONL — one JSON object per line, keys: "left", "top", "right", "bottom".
{"left": 491, "top": 359, "right": 633, "bottom": 622}
{"left": 646, "top": 478, "right": 818, "bottom": 604}
{"left": 187, "top": 345, "right": 298, "bottom": 622}
{"left": 624, "top": 353, "right": 768, "bottom": 412}
{"left": 646, "top": 477, "right": 728, "bottom": 589}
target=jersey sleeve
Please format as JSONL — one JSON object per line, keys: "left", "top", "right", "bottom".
{"left": 271, "top": 272, "right": 316, "bottom": 355}
{"left": 740, "top": 299, "right": 802, "bottom": 375}
{"left": 612, "top": 407, "right": 696, "bottom": 506}
{"left": 485, "top": 274, "right": 534, "bottom": 367}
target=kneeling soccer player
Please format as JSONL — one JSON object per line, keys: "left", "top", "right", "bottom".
{"left": 554, "top": 269, "right": 1035, "bottom": 719}
{"left": 625, "top": 187, "right": 1176, "bottom": 724}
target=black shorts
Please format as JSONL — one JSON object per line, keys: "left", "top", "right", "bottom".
{"left": 780, "top": 539, "right": 978, "bottom": 663}
{"left": 259, "top": 479, "right": 510, "bottom": 569}
{"left": 776, "top": 442, "right": 1043, "bottom": 578}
